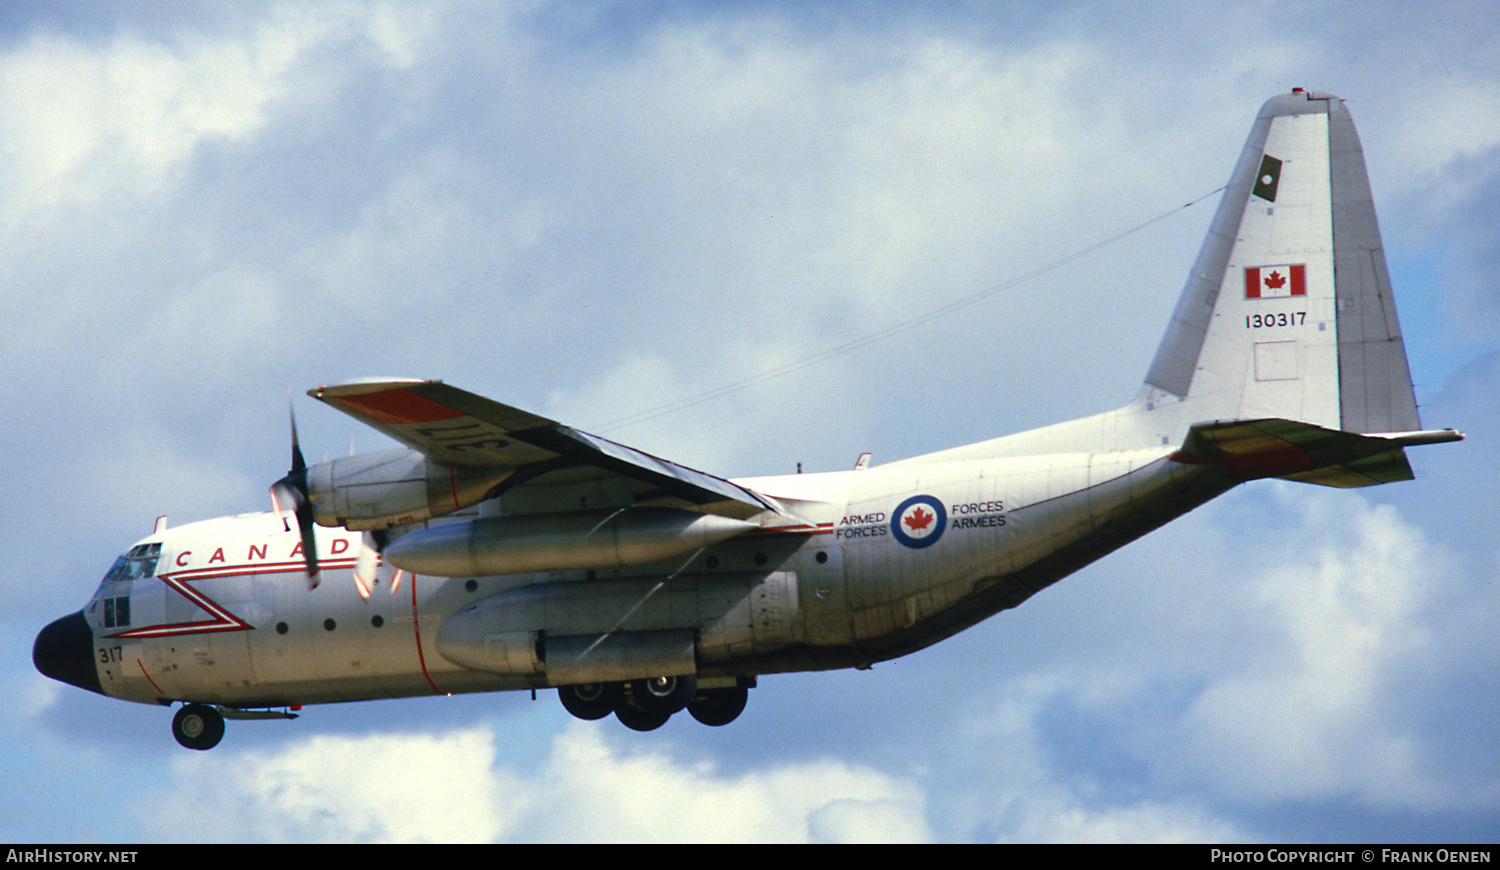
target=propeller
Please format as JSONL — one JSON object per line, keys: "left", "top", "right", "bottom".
{"left": 270, "top": 405, "right": 321, "bottom": 587}
{"left": 353, "top": 530, "right": 382, "bottom": 599}
{"left": 267, "top": 400, "right": 402, "bottom": 597}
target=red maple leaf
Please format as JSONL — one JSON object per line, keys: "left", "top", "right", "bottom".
{"left": 1264, "top": 271, "right": 1286, "bottom": 290}
{"left": 904, "top": 507, "right": 934, "bottom": 531}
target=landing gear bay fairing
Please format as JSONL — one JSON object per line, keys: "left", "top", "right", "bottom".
{"left": 36, "top": 92, "right": 1461, "bottom": 749}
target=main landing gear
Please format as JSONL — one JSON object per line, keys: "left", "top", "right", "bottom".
{"left": 558, "top": 677, "right": 751, "bottom": 731}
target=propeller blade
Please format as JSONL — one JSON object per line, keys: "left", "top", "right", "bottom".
{"left": 353, "top": 531, "right": 379, "bottom": 600}
{"left": 271, "top": 402, "right": 320, "bottom": 586}
{"left": 290, "top": 420, "right": 307, "bottom": 474}
{"left": 294, "top": 495, "right": 320, "bottom": 587}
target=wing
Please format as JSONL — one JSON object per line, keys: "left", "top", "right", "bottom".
{"left": 310, "top": 379, "right": 783, "bottom": 519}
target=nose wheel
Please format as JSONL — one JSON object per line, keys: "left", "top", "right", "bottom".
{"left": 171, "top": 703, "right": 225, "bottom": 751}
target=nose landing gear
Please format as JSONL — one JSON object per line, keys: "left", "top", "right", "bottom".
{"left": 171, "top": 703, "right": 225, "bottom": 751}
{"left": 167, "top": 703, "right": 300, "bottom": 749}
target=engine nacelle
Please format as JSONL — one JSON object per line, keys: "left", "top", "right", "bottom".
{"left": 382, "top": 506, "right": 756, "bottom": 576}
{"left": 435, "top": 573, "right": 801, "bottom": 682}
{"left": 305, "top": 448, "right": 513, "bottom": 530}
{"left": 437, "top": 625, "right": 696, "bottom": 685}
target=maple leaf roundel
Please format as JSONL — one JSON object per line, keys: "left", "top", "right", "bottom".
{"left": 891, "top": 495, "right": 947, "bottom": 549}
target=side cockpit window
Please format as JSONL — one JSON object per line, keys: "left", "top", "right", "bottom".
{"left": 97, "top": 543, "right": 158, "bottom": 629}
{"left": 104, "top": 542, "right": 161, "bottom": 583}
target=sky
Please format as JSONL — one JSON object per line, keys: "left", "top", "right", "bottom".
{"left": 5, "top": 0, "right": 1500, "bottom": 844}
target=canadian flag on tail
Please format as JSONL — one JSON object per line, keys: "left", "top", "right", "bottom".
{"left": 1244, "top": 264, "right": 1306, "bottom": 299}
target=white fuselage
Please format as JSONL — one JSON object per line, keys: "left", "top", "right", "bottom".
{"left": 80, "top": 443, "right": 1226, "bottom": 710}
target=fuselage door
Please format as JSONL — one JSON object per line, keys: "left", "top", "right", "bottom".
{"left": 797, "top": 543, "right": 850, "bottom": 645}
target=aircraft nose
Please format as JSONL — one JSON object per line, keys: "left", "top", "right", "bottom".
{"left": 33, "top": 611, "right": 104, "bottom": 695}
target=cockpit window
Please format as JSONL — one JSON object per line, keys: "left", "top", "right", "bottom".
{"left": 104, "top": 542, "right": 161, "bottom": 583}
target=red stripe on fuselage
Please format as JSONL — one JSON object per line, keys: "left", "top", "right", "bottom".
{"left": 167, "top": 558, "right": 359, "bottom": 583}
{"left": 743, "top": 523, "right": 834, "bottom": 538}
{"left": 105, "top": 560, "right": 359, "bottom": 639}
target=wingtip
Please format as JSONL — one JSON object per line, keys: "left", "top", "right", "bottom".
{"left": 308, "top": 378, "right": 439, "bottom": 399}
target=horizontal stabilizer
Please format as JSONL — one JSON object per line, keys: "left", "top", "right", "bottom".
{"left": 1171, "top": 419, "right": 1462, "bottom": 488}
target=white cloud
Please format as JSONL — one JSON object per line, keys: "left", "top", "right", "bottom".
{"left": 142, "top": 725, "right": 508, "bottom": 843}
{"left": 527, "top": 724, "right": 929, "bottom": 843}
{"left": 137, "top": 720, "right": 931, "bottom": 843}
{"left": 807, "top": 798, "right": 933, "bottom": 844}
{"left": 1, "top": 14, "right": 297, "bottom": 218}
{"left": 1142, "top": 488, "right": 1495, "bottom": 813}
{"left": 126, "top": 693, "right": 1263, "bottom": 843}
{"left": 926, "top": 673, "right": 1251, "bottom": 843}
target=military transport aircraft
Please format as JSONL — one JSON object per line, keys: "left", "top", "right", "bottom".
{"left": 35, "top": 91, "right": 1461, "bottom": 749}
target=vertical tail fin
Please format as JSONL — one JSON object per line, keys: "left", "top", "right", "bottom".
{"left": 900, "top": 92, "right": 1459, "bottom": 471}
{"left": 1143, "top": 90, "right": 1420, "bottom": 434}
